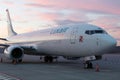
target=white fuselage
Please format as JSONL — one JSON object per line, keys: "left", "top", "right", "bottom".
{"left": 6, "top": 24, "right": 117, "bottom": 57}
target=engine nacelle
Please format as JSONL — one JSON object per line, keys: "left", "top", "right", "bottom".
{"left": 63, "top": 56, "right": 80, "bottom": 60}
{"left": 4, "top": 45, "right": 24, "bottom": 60}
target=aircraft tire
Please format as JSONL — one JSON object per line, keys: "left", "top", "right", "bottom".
{"left": 18, "top": 59, "right": 22, "bottom": 63}
{"left": 49, "top": 56, "right": 53, "bottom": 63}
{"left": 44, "top": 56, "right": 49, "bottom": 62}
{"left": 44, "top": 56, "right": 53, "bottom": 63}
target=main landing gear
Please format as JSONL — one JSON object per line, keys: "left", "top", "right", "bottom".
{"left": 44, "top": 56, "right": 53, "bottom": 63}
{"left": 40, "top": 56, "right": 58, "bottom": 63}
{"left": 84, "top": 61, "right": 93, "bottom": 69}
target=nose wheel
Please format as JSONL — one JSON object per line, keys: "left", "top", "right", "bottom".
{"left": 84, "top": 61, "right": 93, "bottom": 69}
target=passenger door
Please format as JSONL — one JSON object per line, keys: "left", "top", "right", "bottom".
{"left": 70, "top": 27, "right": 78, "bottom": 44}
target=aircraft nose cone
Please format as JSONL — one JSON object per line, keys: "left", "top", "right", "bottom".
{"left": 107, "top": 38, "right": 116, "bottom": 47}
{"left": 104, "top": 36, "right": 117, "bottom": 51}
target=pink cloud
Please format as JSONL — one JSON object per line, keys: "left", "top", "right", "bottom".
{"left": 25, "top": 0, "right": 120, "bottom": 15}
{"left": 2, "top": 1, "right": 14, "bottom": 6}
{"left": 91, "top": 16, "right": 120, "bottom": 29}
{"left": 66, "top": 12, "right": 89, "bottom": 22}
{"left": 24, "top": 0, "right": 120, "bottom": 26}
{"left": 38, "top": 13, "right": 61, "bottom": 21}
{"left": 23, "top": 7, "right": 89, "bottom": 24}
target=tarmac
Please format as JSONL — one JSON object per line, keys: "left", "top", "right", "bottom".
{"left": 0, "top": 53, "right": 120, "bottom": 80}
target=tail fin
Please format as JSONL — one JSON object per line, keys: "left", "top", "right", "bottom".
{"left": 6, "top": 9, "right": 17, "bottom": 37}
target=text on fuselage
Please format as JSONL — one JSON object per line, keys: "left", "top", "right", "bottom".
{"left": 50, "top": 27, "right": 69, "bottom": 34}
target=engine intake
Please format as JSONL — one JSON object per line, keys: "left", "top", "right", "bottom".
{"left": 4, "top": 45, "right": 24, "bottom": 59}
{"left": 11, "top": 48, "right": 23, "bottom": 59}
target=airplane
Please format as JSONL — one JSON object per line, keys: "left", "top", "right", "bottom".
{"left": 0, "top": 9, "right": 119, "bottom": 68}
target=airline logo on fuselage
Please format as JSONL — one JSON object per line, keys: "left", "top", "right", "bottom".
{"left": 50, "top": 27, "right": 69, "bottom": 34}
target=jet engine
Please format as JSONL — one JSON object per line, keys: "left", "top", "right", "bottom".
{"left": 4, "top": 45, "right": 24, "bottom": 60}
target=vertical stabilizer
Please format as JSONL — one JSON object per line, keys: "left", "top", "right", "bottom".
{"left": 6, "top": 9, "right": 17, "bottom": 37}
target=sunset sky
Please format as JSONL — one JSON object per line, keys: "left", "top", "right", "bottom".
{"left": 0, "top": 0, "right": 120, "bottom": 45}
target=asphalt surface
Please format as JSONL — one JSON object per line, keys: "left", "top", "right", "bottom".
{"left": 0, "top": 54, "right": 120, "bottom": 80}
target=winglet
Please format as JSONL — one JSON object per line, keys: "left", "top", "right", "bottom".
{"left": 6, "top": 9, "right": 17, "bottom": 37}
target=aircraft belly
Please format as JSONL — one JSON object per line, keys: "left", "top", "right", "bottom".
{"left": 35, "top": 41, "right": 92, "bottom": 57}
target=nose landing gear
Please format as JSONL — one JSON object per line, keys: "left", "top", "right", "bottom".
{"left": 84, "top": 61, "right": 93, "bottom": 69}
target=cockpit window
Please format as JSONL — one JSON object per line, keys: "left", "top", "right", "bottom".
{"left": 85, "top": 30, "right": 107, "bottom": 35}
{"left": 95, "top": 30, "right": 104, "bottom": 33}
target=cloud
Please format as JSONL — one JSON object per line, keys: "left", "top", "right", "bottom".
{"left": 2, "top": 1, "right": 14, "bottom": 6}
{"left": 21, "top": 0, "right": 120, "bottom": 27}
{"left": 55, "top": 19, "right": 88, "bottom": 25}
{"left": 1, "top": 0, "right": 16, "bottom": 8}
{"left": 91, "top": 16, "right": 120, "bottom": 29}
{"left": 26, "top": 3, "right": 53, "bottom": 8}
{"left": 25, "top": 0, "right": 120, "bottom": 15}
{"left": 38, "top": 13, "right": 61, "bottom": 21}
{"left": 54, "top": 12, "right": 92, "bottom": 25}
{"left": 23, "top": 7, "right": 91, "bottom": 25}
{"left": 117, "top": 38, "right": 120, "bottom": 42}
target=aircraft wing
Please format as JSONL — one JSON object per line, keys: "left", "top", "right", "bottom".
{"left": 0, "top": 38, "right": 7, "bottom": 41}
{"left": 0, "top": 37, "right": 37, "bottom": 54}
{"left": 0, "top": 38, "right": 9, "bottom": 48}
{"left": 0, "top": 43, "right": 37, "bottom": 55}
{"left": 0, "top": 37, "right": 38, "bottom": 55}
{"left": 0, "top": 44, "right": 9, "bottom": 47}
